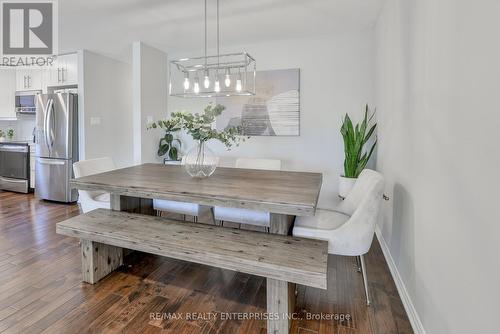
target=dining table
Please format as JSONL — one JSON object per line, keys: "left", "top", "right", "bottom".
{"left": 70, "top": 163, "right": 323, "bottom": 235}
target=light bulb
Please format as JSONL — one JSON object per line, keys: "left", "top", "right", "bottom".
{"left": 193, "top": 78, "right": 200, "bottom": 94}
{"left": 224, "top": 68, "right": 231, "bottom": 87}
{"left": 214, "top": 79, "right": 221, "bottom": 93}
{"left": 235, "top": 79, "right": 242, "bottom": 92}
{"left": 203, "top": 70, "right": 210, "bottom": 88}
{"left": 183, "top": 73, "right": 190, "bottom": 90}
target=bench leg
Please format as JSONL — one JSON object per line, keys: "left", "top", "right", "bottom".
{"left": 267, "top": 278, "right": 295, "bottom": 334}
{"left": 81, "top": 239, "right": 123, "bottom": 284}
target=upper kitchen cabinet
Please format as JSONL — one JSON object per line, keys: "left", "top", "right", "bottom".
{"left": 16, "top": 67, "right": 43, "bottom": 91}
{"left": 0, "top": 69, "right": 17, "bottom": 119}
{"left": 63, "top": 53, "right": 78, "bottom": 85}
{"left": 47, "top": 53, "right": 78, "bottom": 87}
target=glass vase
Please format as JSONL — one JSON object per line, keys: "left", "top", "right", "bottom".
{"left": 183, "top": 140, "right": 218, "bottom": 178}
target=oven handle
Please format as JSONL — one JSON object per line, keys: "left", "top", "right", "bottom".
{"left": 0, "top": 176, "right": 27, "bottom": 183}
{"left": 0, "top": 145, "right": 29, "bottom": 153}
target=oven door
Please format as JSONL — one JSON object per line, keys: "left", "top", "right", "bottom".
{"left": 0, "top": 145, "right": 29, "bottom": 179}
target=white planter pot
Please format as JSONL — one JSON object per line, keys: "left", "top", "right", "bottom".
{"left": 339, "top": 176, "right": 357, "bottom": 198}
{"left": 163, "top": 158, "right": 182, "bottom": 165}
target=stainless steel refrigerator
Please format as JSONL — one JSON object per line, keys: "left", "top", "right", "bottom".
{"left": 35, "top": 93, "right": 79, "bottom": 202}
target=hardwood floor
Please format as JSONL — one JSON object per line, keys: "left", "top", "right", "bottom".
{"left": 0, "top": 192, "right": 413, "bottom": 334}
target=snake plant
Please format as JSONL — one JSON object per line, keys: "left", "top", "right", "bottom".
{"left": 340, "top": 105, "right": 377, "bottom": 178}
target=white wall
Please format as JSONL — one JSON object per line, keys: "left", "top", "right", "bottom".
{"left": 80, "top": 50, "right": 134, "bottom": 167}
{"left": 132, "top": 42, "right": 169, "bottom": 164}
{"left": 375, "top": 1, "right": 500, "bottom": 333}
{"left": 168, "top": 33, "right": 374, "bottom": 207}
{"left": 10, "top": 114, "right": 36, "bottom": 140}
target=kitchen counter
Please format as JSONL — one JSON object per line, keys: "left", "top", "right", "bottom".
{"left": 0, "top": 140, "right": 34, "bottom": 144}
{"left": 7, "top": 140, "right": 35, "bottom": 144}
{"left": 0, "top": 141, "right": 36, "bottom": 150}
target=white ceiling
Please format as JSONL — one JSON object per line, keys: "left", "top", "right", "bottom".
{"left": 59, "top": 0, "right": 386, "bottom": 60}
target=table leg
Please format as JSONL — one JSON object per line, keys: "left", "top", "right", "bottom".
{"left": 267, "top": 278, "right": 295, "bottom": 334}
{"left": 269, "top": 213, "right": 295, "bottom": 236}
{"left": 197, "top": 205, "right": 216, "bottom": 225}
{"left": 110, "top": 194, "right": 154, "bottom": 215}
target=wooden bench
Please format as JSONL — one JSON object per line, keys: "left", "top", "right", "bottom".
{"left": 56, "top": 209, "right": 328, "bottom": 334}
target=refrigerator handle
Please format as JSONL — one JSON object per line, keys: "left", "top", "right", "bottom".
{"left": 44, "top": 99, "right": 54, "bottom": 154}
{"left": 43, "top": 100, "right": 49, "bottom": 151}
{"left": 37, "top": 158, "right": 66, "bottom": 165}
{"left": 49, "top": 100, "right": 56, "bottom": 148}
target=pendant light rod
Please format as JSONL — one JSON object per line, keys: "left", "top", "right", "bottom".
{"left": 204, "top": 0, "right": 207, "bottom": 68}
{"left": 217, "top": 0, "right": 220, "bottom": 68}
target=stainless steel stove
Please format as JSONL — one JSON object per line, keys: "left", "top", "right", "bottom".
{"left": 0, "top": 142, "right": 30, "bottom": 193}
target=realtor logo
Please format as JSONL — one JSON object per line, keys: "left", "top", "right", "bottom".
{"left": 1, "top": 0, "right": 57, "bottom": 56}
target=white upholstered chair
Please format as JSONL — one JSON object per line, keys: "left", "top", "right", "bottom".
{"left": 153, "top": 158, "right": 200, "bottom": 220}
{"left": 233, "top": 158, "right": 282, "bottom": 171}
{"left": 214, "top": 158, "right": 282, "bottom": 231}
{"left": 293, "top": 169, "right": 384, "bottom": 305}
{"left": 153, "top": 199, "right": 200, "bottom": 220}
{"left": 73, "top": 157, "right": 116, "bottom": 213}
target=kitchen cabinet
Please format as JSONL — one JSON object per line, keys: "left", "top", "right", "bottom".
{"left": 47, "top": 53, "right": 78, "bottom": 87}
{"left": 14, "top": 53, "right": 78, "bottom": 91}
{"left": 30, "top": 69, "right": 43, "bottom": 90}
{"left": 16, "top": 69, "right": 27, "bottom": 90}
{"left": 63, "top": 53, "right": 78, "bottom": 85}
{"left": 16, "top": 68, "right": 43, "bottom": 91}
{"left": 0, "top": 69, "right": 17, "bottom": 119}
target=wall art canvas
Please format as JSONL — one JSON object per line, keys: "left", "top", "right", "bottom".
{"left": 216, "top": 68, "right": 300, "bottom": 136}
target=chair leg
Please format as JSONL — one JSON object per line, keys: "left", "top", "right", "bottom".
{"left": 194, "top": 216, "right": 198, "bottom": 223}
{"left": 356, "top": 256, "right": 362, "bottom": 272}
{"left": 360, "top": 255, "right": 371, "bottom": 306}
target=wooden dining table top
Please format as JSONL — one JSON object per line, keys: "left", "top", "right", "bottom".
{"left": 70, "top": 163, "right": 323, "bottom": 216}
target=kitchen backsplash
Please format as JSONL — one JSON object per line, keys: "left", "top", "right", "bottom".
{"left": 0, "top": 114, "right": 36, "bottom": 141}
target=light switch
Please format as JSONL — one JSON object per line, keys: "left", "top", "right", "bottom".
{"left": 90, "top": 117, "right": 101, "bottom": 125}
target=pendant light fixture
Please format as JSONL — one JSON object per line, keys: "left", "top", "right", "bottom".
{"left": 169, "top": 0, "right": 256, "bottom": 98}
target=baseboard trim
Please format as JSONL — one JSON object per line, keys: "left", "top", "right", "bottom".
{"left": 375, "top": 226, "right": 426, "bottom": 334}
